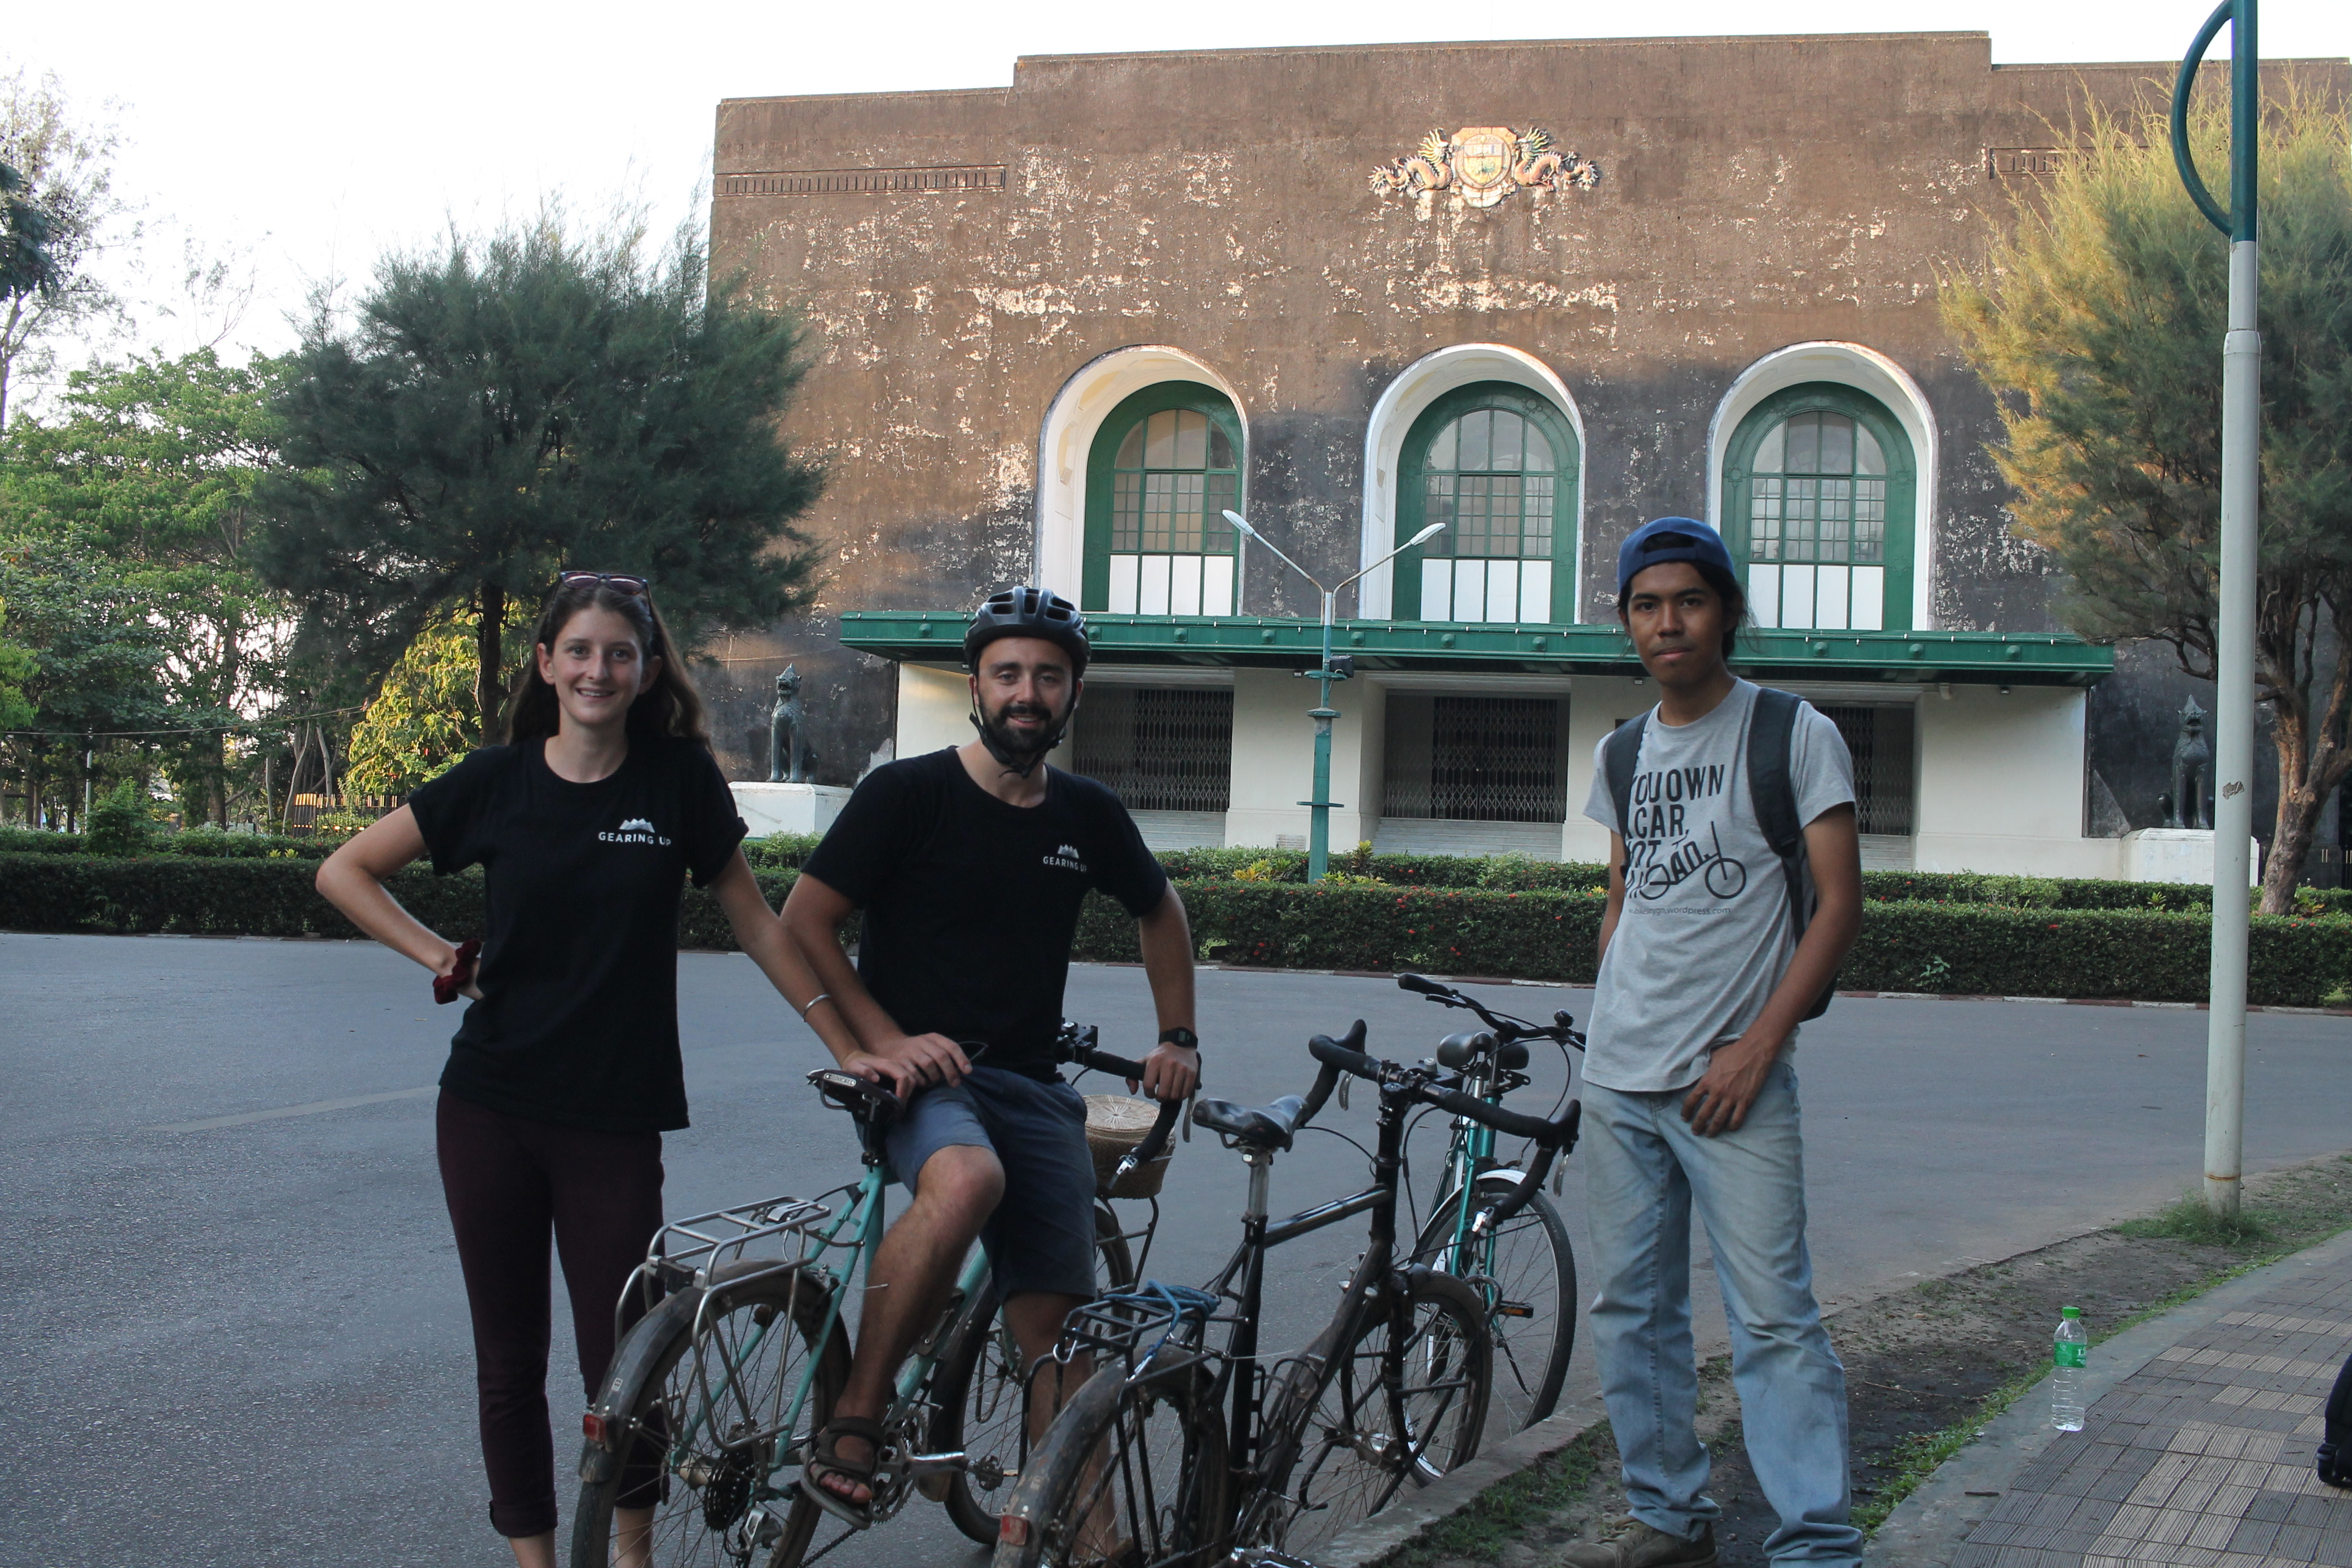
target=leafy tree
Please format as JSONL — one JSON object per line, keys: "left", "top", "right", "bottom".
{"left": 0, "top": 68, "right": 132, "bottom": 427}
{"left": 0, "top": 350, "right": 286, "bottom": 823}
{"left": 1941, "top": 88, "right": 2352, "bottom": 913}
{"left": 83, "top": 775, "right": 153, "bottom": 855}
{"left": 0, "top": 532, "right": 169, "bottom": 827}
{"left": 0, "top": 596, "right": 34, "bottom": 732}
{"left": 253, "top": 214, "right": 824, "bottom": 738}
{"left": 344, "top": 609, "right": 530, "bottom": 794}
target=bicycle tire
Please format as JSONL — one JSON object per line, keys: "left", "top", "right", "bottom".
{"left": 932, "top": 1200, "right": 1137, "bottom": 1543}
{"left": 1412, "top": 1186, "right": 1577, "bottom": 1433}
{"left": 1257, "top": 1268, "right": 1492, "bottom": 1558}
{"left": 991, "top": 1352, "right": 1230, "bottom": 1568}
{"left": 570, "top": 1259, "right": 848, "bottom": 1568}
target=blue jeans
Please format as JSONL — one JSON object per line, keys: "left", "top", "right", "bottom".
{"left": 1582, "top": 1060, "right": 1861, "bottom": 1566}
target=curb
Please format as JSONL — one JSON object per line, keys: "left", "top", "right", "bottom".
{"left": 1319, "top": 1395, "right": 1611, "bottom": 1568}
{"left": 1870, "top": 1224, "right": 2352, "bottom": 1567}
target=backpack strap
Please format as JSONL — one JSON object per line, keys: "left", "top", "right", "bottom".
{"left": 1749, "top": 687, "right": 1837, "bottom": 1021}
{"left": 1602, "top": 712, "right": 1649, "bottom": 878}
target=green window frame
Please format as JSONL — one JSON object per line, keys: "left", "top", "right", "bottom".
{"left": 1393, "top": 383, "right": 1580, "bottom": 625}
{"left": 1081, "top": 382, "right": 1245, "bottom": 617}
{"left": 1722, "top": 383, "right": 1917, "bottom": 633}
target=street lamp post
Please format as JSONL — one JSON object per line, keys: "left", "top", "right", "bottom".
{"left": 1223, "top": 510, "right": 1445, "bottom": 882}
{"left": 2171, "top": 0, "right": 2259, "bottom": 1219}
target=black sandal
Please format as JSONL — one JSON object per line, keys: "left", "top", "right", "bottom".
{"left": 799, "top": 1415, "right": 887, "bottom": 1527}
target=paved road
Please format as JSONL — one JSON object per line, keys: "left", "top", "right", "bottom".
{"left": 3, "top": 933, "right": 2348, "bottom": 1567}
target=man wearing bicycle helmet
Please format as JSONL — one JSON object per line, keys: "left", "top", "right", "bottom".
{"left": 780, "top": 584, "right": 1201, "bottom": 1526}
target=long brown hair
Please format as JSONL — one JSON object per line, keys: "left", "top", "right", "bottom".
{"left": 504, "top": 578, "right": 711, "bottom": 744}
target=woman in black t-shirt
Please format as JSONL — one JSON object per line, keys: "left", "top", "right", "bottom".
{"left": 317, "top": 574, "right": 861, "bottom": 1568}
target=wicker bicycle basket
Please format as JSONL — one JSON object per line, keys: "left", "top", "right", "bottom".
{"left": 1084, "top": 1094, "right": 1174, "bottom": 1200}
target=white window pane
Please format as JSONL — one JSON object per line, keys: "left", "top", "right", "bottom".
{"left": 1485, "top": 558, "right": 1518, "bottom": 622}
{"left": 1852, "top": 565, "right": 1886, "bottom": 630}
{"left": 1749, "top": 564, "right": 1781, "bottom": 627}
{"left": 1109, "top": 554, "right": 1140, "bottom": 615}
{"left": 1140, "top": 554, "right": 1173, "bottom": 616}
{"left": 1455, "top": 562, "right": 1487, "bottom": 621}
{"left": 1781, "top": 564, "right": 1816, "bottom": 630}
{"left": 1170, "top": 553, "right": 1204, "bottom": 616}
{"left": 1420, "top": 558, "right": 1452, "bottom": 622}
{"left": 1521, "top": 560, "right": 1551, "bottom": 624}
{"left": 1202, "top": 553, "right": 1234, "bottom": 616}
{"left": 1815, "top": 564, "right": 1850, "bottom": 630}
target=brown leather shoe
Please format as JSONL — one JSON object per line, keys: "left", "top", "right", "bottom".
{"left": 1559, "top": 1516, "right": 1718, "bottom": 1568}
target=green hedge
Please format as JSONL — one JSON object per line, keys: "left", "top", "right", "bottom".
{"left": 9, "top": 851, "right": 2352, "bottom": 1008}
{"left": 0, "top": 825, "right": 337, "bottom": 859}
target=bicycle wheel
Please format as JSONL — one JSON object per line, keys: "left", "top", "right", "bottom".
{"left": 933, "top": 1200, "right": 1139, "bottom": 1543}
{"left": 992, "top": 1352, "right": 1229, "bottom": 1568}
{"left": 1413, "top": 1185, "right": 1577, "bottom": 1433}
{"left": 571, "top": 1260, "right": 848, "bottom": 1568}
{"left": 1263, "top": 1270, "right": 1491, "bottom": 1558}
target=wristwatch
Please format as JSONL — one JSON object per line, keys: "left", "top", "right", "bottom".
{"left": 1158, "top": 1026, "right": 1200, "bottom": 1055}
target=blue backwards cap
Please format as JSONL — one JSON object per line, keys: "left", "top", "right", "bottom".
{"left": 1617, "top": 517, "right": 1735, "bottom": 597}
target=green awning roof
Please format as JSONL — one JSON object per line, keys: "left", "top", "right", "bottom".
{"left": 839, "top": 612, "right": 2113, "bottom": 687}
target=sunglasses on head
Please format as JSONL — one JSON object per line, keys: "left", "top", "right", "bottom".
{"left": 558, "top": 571, "right": 650, "bottom": 597}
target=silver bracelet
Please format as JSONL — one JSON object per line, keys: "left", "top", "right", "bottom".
{"left": 799, "top": 992, "right": 835, "bottom": 1021}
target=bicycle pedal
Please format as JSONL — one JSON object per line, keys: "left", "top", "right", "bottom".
{"left": 1496, "top": 1301, "right": 1535, "bottom": 1318}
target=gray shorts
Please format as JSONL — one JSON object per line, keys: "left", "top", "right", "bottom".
{"left": 883, "top": 1065, "right": 1098, "bottom": 1302}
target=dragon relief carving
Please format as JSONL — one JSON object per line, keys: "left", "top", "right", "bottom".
{"left": 1371, "top": 126, "right": 1603, "bottom": 207}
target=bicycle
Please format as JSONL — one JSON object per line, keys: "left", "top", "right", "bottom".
{"left": 994, "top": 1020, "right": 1581, "bottom": 1568}
{"left": 569, "top": 1027, "right": 1182, "bottom": 1568}
{"left": 1394, "top": 971, "right": 1587, "bottom": 1434}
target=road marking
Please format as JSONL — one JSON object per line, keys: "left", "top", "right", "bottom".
{"left": 150, "top": 1086, "right": 439, "bottom": 1132}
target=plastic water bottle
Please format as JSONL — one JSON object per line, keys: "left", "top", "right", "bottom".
{"left": 2052, "top": 1306, "right": 2088, "bottom": 1431}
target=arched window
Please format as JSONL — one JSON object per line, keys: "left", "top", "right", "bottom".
{"left": 1394, "top": 383, "right": 1578, "bottom": 624}
{"left": 1082, "top": 383, "right": 1244, "bottom": 617}
{"left": 1723, "top": 384, "right": 1917, "bottom": 632}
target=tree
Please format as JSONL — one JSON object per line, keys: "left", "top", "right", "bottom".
{"left": 0, "top": 350, "right": 287, "bottom": 824}
{"left": 0, "top": 68, "right": 132, "bottom": 428}
{"left": 0, "top": 532, "right": 169, "bottom": 828}
{"left": 1941, "top": 88, "right": 2352, "bottom": 913}
{"left": 253, "top": 214, "right": 824, "bottom": 738}
{"left": 344, "top": 609, "right": 530, "bottom": 794}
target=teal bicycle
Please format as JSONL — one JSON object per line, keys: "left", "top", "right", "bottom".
{"left": 1395, "top": 972, "right": 1584, "bottom": 1433}
{"left": 569, "top": 1029, "right": 1179, "bottom": 1568}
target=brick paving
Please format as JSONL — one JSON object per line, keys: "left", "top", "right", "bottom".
{"left": 1950, "top": 1270, "right": 2351, "bottom": 1568}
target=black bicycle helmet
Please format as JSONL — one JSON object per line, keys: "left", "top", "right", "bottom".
{"left": 964, "top": 585, "right": 1090, "bottom": 675}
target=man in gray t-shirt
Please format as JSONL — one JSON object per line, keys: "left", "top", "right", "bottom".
{"left": 1562, "top": 519, "right": 1864, "bottom": 1568}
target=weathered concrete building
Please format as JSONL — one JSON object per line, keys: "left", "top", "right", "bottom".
{"left": 702, "top": 32, "right": 2346, "bottom": 876}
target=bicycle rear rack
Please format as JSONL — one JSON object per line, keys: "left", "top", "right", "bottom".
{"left": 616, "top": 1195, "right": 832, "bottom": 1335}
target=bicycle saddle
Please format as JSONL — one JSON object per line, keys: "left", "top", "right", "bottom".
{"left": 1191, "top": 1093, "right": 1308, "bottom": 1153}
{"left": 808, "top": 1068, "right": 902, "bottom": 1130}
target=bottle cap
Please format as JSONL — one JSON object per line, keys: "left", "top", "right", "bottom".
{"left": 2062, "top": 1306, "right": 2081, "bottom": 1317}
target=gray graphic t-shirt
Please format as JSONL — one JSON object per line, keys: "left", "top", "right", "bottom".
{"left": 1580, "top": 681, "right": 1855, "bottom": 1094}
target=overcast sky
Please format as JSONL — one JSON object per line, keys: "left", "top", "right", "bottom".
{"left": 3, "top": 0, "right": 2342, "bottom": 404}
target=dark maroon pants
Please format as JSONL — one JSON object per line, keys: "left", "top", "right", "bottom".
{"left": 436, "top": 1091, "right": 666, "bottom": 1538}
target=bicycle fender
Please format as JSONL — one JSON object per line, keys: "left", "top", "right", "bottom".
{"left": 996, "top": 1364, "right": 1133, "bottom": 1564}
{"left": 579, "top": 1283, "right": 706, "bottom": 1484}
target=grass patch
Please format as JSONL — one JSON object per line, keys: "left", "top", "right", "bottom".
{"left": 2115, "top": 1156, "right": 2352, "bottom": 1255}
{"left": 2114, "top": 1194, "right": 2276, "bottom": 1248}
{"left": 1374, "top": 1425, "right": 1613, "bottom": 1568}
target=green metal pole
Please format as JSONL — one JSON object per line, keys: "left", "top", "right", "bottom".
{"left": 2173, "top": 0, "right": 2259, "bottom": 1219}
{"left": 1308, "top": 590, "right": 1337, "bottom": 883}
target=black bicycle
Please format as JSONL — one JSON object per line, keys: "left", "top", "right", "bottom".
{"left": 992, "top": 1021, "right": 1581, "bottom": 1568}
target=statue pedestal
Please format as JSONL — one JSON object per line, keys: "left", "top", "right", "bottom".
{"left": 2119, "top": 827, "right": 2260, "bottom": 887}
{"left": 731, "top": 782, "right": 852, "bottom": 840}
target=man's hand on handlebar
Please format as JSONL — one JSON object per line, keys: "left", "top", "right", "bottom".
{"left": 845, "top": 1032, "right": 972, "bottom": 1096}
{"left": 1133, "top": 1041, "right": 1199, "bottom": 1103}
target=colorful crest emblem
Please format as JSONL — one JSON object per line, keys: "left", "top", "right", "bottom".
{"left": 1371, "top": 126, "right": 1604, "bottom": 207}
{"left": 1449, "top": 127, "right": 1516, "bottom": 205}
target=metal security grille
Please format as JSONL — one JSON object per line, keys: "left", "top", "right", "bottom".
{"left": 1818, "top": 704, "right": 1915, "bottom": 836}
{"left": 1383, "top": 695, "right": 1567, "bottom": 823}
{"left": 1071, "top": 687, "right": 1233, "bottom": 813}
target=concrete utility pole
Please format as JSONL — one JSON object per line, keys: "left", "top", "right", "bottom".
{"left": 1224, "top": 510, "right": 1444, "bottom": 881}
{"left": 2171, "top": 0, "right": 2260, "bottom": 1219}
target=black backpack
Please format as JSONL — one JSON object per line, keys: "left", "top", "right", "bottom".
{"left": 1602, "top": 686, "right": 1836, "bottom": 1021}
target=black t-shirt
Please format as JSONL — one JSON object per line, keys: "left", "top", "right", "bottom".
{"left": 799, "top": 748, "right": 1169, "bottom": 1079}
{"left": 407, "top": 734, "right": 748, "bottom": 1133}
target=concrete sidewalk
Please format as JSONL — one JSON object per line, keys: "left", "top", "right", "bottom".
{"left": 1876, "top": 1228, "right": 2352, "bottom": 1568}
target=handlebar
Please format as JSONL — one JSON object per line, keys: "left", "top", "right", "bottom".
{"left": 1396, "top": 972, "right": 1585, "bottom": 1052}
{"left": 1058, "top": 1026, "right": 1186, "bottom": 1185}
